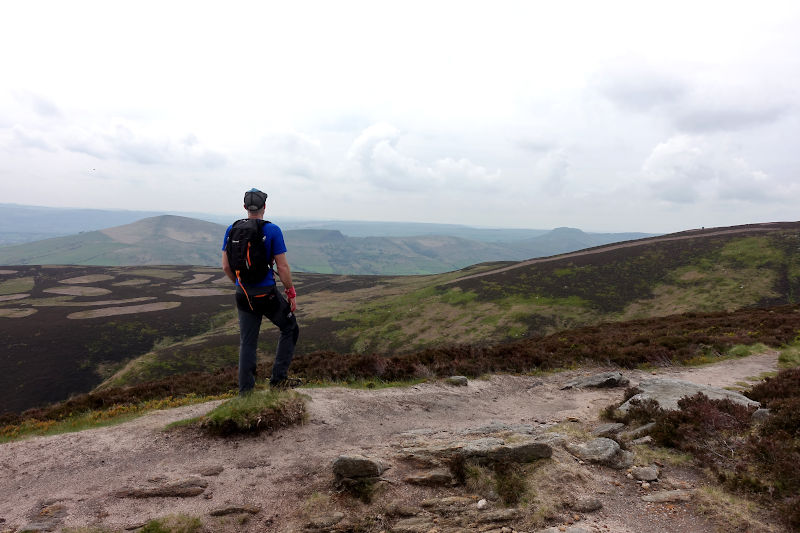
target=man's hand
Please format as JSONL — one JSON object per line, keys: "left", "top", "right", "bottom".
{"left": 285, "top": 286, "right": 297, "bottom": 313}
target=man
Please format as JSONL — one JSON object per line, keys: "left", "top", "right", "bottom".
{"left": 222, "top": 188, "right": 300, "bottom": 393}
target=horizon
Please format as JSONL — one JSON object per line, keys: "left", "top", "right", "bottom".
{"left": 1, "top": 2, "right": 799, "bottom": 234}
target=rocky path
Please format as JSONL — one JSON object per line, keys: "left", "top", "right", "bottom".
{"left": 0, "top": 351, "right": 779, "bottom": 533}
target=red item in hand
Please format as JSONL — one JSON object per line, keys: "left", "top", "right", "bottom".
{"left": 285, "top": 286, "right": 297, "bottom": 299}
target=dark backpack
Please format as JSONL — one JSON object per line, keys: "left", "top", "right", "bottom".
{"left": 226, "top": 219, "right": 273, "bottom": 284}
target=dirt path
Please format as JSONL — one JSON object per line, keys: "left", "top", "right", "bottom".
{"left": 0, "top": 352, "right": 778, "bottom": 532}
{"left": 443, "top": 225, "right": 783, "bottom": 285}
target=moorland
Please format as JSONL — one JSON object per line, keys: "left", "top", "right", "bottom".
{"left": 2, "top": 220, "right": 800, "bottom": 414}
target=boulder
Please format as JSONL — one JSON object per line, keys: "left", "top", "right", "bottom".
{"left": 618, "top": 422, "right": 655, "bottom": 441}
{"left": 332, "top": 455, "right": 387, "bottom": 479}
{"left": 445, "top": 376, "right": 469, "bottom": 386}
{"left": 570, "top": 496, "right": 603, "bottom": 512}
{"left": 565, "top": 438, "right": 633, "bottom": 469}
{"left": 562, "top": 372, "right": 629, "bottom": 390}
{"left": 751, "top": 408, "right": 771, "bottom": 423}
{"left": 619, "top": 378, "right": 759, "bottom": 412}
{"left": 631, "top": 465, "right": 660, "bottom": 481}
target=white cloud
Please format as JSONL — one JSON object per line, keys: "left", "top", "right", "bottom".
{"left": 642, "top": 135, "right": 793, "bottom": 204}
{"left": 345, "top": 123, "right": 499, "bottom": 192}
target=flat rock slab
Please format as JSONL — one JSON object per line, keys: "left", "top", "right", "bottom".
{"left": 592, "top": 422, "right": 625, "bottom": 437}
{"left": 405, "top": 469, "right": 453, "bottom": 486}
{"left": 562, "top": 371, "right": 629, "bottom": 390}
{"left": 445, "top": 376, "right": 469, "bottom": 386}
{"left": 114, "top": 478, "right": 208, "bottom": 498}
{"left": 619, "top": 378, "right": 759, "bottom": 412}
{"left": 401, "top": 435, "right": 552, "bottom": 466}
{"left": 642, "top": 489, "right": 694, "bottom": 503}
{"left": 391, "top": 516, "right": 436, "bottom": 533}
{"left": 209, "top": 505, "right": 261, "bottom": 516}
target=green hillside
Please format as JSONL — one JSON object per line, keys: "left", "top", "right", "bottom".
{"left": 100, "top": 222, "right": 800, "bottom": 387}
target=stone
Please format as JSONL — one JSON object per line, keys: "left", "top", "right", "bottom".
{"left": 751, "top": 408, "right": 771, "bottom": 423}
{"left": 461, "top": 422, "right": 536, "bottom": 435}
{"left": 566, "top": 438, "right": 633, "bottom": 469}
{"left": 404, "top": 469, "right": 453, "bottom": 486}
{"left": 445, "top": 376, "right": 469, "bottom": 386}
{"left": 476, "top": 508, "right": 521, "bottom": 523}
{"left": 641, "top": 489, "right": 694, "bottom": 503}
{"left": 401, "top": 435, "right": 552, "bottom": 467}
{"left": 570, "top": 497, "right": 602, "bottom": 512}
{"left": 209, "top": 505, "right": 261, "bottom": 516}
{"left": 641, "top": 482, "right": 651, "bottom": 489}
{"left": 538, "top": 527, "right": 592, "bottom": 533}
{"left": 477, "top": 499, "right": 489, "bottom": 510}
{"left": 421, "top": 496, "right": 473, "bottom": 509}
{"left": 562, "top": 372, "right": 629, "bottom": 390}
{"left": 391, "top": 516, "right": 436, "bottom": 533}
{"left": 631, "top": 465, "right": 660, "bottom": 481}
{"left": 114, "top": 478, "right": 208, "bottom": 498}
{"left": 591, "top": 422, "right": 625, "bottom": 437}
{"left": 619, "top": 378, "right": 759, "bottom": 412}
{"left": 385, "top": 503, "right": 417, "bottom": 517}
{"left": 332, "top": 455, "right": 388, "bottom": 479}
{"left": 631, "top": 436, "right": 653, "bottom": 446}
{"left": 306, "top": 512, "right": 345, "bottom": 528}
{"left": 618, "top": 422, "right": 655, "bottom": 441}
{"left": 198, "top": 465, "right": 224, "bottom": 476}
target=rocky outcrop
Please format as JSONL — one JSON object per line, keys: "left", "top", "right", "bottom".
{"left": 399, "top": 435, "right": 553, "bottom": 468}
{"left": 562, "top": 371, "right": 629, "bottom": 390}
{"left": 332, "top": 454, "right": 388, "bottom": 490}
{"left": 619, "top": 378, "right": 759, "bottom": 412}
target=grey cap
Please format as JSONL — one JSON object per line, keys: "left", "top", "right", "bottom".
{"left": 244, "top": 188, "right": 267, "bottom": 211}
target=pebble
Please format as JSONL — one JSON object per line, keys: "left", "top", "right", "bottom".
{"left": 477, "top": 499, "right": 488, "bottom": 510}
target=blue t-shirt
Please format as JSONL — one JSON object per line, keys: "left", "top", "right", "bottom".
{"left": 222, "top": 220, "right": 287, "bottom": 287}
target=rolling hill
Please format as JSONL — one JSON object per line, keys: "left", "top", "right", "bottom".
{"left": 2, "top": 220, "right": 799, "bottom": 413}
{"left": 0, "top": 215, "right": 653, "bottom": 275}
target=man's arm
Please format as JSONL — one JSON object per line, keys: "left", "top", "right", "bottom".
{"left": 222, "top": 252, "right": 236, "bottom": 282}
{"left": 273, "top": 253, "right": 296, "bottom": 312}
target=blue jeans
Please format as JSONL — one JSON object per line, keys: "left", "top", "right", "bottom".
{"left": 235, "top": 285, "right": 299, "bottom": 393}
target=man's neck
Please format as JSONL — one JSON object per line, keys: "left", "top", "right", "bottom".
{"left": 247, "top": 212, "right": 264, "bottom": 220}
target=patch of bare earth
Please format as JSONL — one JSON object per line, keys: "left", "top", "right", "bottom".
{"left": 168, "top": 288, "right": 233, "bottom": 297}
{"left": 0, "top": 352, "right": 779, "bottom": 532}
{"left": 182, "top": 274, "right": 215, "bottom": 285}
{"left": 32, "top": 297, "right": 157, "bottom": 307}
{"left": 113, "top": 278, "right": 152, "bottom": 286}
{"left": 66, "top": 302, "right": 181, "bottom": 319}
{"left": 44, "top": 286, "right": 112, "bottom": 296}
{"left": 0, "top": 308, "right": 36, "bottom": 318}
{"left": 0, "top": 269, "right": 18, "bottom": 275}
{"left": 0, "top": 293, "right": 29, "bottom": 302}
{"left": 59, "top": 274, "right": 116, "bottom": 284}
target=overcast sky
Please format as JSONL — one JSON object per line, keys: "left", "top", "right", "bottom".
{"left": 1, "top": 1, "right": 799, "bottom": 232}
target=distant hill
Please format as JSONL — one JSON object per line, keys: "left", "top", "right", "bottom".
{"left": 0, "top": 214, "right": 653, "bottom": 275}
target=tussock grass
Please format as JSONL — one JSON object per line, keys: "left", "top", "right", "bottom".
{"left": 201, "top": 389, "right": 307, "bottom": 436}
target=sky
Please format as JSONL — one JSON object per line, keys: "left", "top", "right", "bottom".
{"left": 1, "top": 1, "right": 799, "bottom": 233}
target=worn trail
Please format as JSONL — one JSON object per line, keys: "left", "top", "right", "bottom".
{"left": 0, "top": 352, "right": 778, "bottom": 532}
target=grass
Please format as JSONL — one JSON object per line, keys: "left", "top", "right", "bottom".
{"left": 0, "top": 276, "right": 34, "bottom": 295}
{"left": 695, "top": 486, "right": 783, "bottom": 533}
{"left": 200, "top": 389, "right": 308, "bottom": 435}
{"left": 779, "top": 341, "right": 800, "bottom": 368}
{"left": 0, "top": 393, "right": 231, "bottom": 443}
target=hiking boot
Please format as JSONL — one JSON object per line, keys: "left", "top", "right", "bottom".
{"left": 269, "top": 377, "right": 303, "bottom": 390}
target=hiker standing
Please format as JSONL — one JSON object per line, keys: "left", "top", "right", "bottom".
{"left": 222, "top": 188, "right": 300, "bottom": 393}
